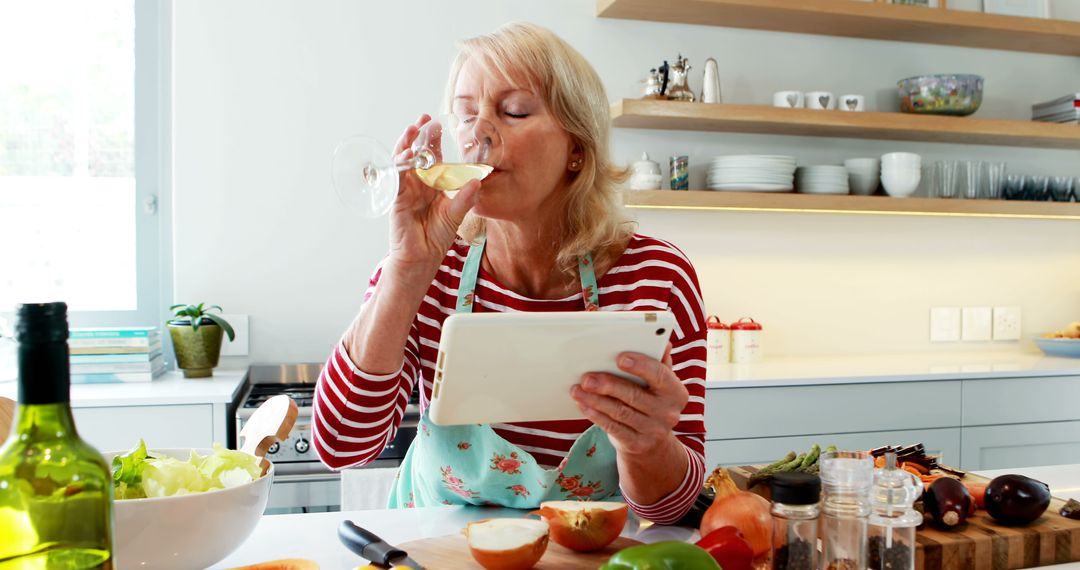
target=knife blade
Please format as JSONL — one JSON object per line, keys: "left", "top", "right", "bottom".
{"left": 338, "top": 520, "right": 425, "bottom": 570}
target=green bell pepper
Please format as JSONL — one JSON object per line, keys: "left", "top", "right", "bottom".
{"left": 599, "top": 541, "right": 722, "bottom": 570}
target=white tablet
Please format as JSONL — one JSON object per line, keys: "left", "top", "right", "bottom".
{"left": 428, "top": 311, "right": 676, "bottom": 426}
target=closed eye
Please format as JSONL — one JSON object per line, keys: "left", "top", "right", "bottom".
{"left": 506, "top": 112, "right": 529, "bottom": 119}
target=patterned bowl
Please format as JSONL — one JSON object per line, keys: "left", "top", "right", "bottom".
{"left": 897, "top": 74, "right": 983, "bottom": 116}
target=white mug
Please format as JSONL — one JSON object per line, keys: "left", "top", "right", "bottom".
{"left": 839, "top": 94, "right": 866, "bottom": 112}
{"left": 773, "top": 91, "right": 803, "bottom": 108}
{"left": 805, "top": 91, "right": 836, "bottom": 110}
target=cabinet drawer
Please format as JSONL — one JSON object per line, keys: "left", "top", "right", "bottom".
{"left": 705, "top": 428, "right": 961, "bottom": 468}
{"left": 705, "top": 381, "right": 962, "bottom": 440}
{"left": 962, "top": 376, "right": 1080, "bottom": 426}
{"left": 73, "top": 404, "right": 215, "bottom": 452}
{"left": 959, "top": 421, "right": 1080, "bottom": 471}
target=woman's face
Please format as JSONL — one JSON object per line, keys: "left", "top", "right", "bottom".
{"left": 451, "top": 57, "right": 576, "bottom": 222}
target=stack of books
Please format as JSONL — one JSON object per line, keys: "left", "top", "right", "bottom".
{"left": 1032, "top": 94, "right": 1080, "bottom": 124}
{"left": 69, "top": 327, "right": 166, "bottom": 383}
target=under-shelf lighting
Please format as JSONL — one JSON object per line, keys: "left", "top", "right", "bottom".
{"left": 623, "top": 203, "right": 1080, "bottom": 220}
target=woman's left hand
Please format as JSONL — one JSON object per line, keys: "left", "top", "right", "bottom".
{"left": 570, "top": 343, "right": 689, "bottom": 457}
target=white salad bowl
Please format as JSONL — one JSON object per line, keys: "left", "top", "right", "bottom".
{"left": 105, "top": 448, "right": 273, "bottom": 570}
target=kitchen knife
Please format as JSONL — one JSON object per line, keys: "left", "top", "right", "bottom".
{"left": 338, "top": 520, "right": 425, "bottom": 570}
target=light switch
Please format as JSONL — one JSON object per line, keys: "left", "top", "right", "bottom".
{"left": 219, "top": 314, "right": 249, "bottom": 356}
{"left": 962, "top": 307, "right": 992, "bottom": 342}
{"left": 930, "top": 307, "right": 961, "bottom": 342}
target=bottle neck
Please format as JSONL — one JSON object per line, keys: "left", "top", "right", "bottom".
{"left": 12, "top": 402, "right": 79, "bottom": 439}
{"left": 18, "top": 339, "right": 70, "bottom": 405}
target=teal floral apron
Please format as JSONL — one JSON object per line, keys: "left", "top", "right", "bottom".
{"left": 388, "top": 236, "right": 620, "bottom": 508}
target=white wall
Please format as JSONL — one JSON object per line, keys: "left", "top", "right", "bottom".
{"left": 173, "top": 1, "right": 1080, "bottom": 363}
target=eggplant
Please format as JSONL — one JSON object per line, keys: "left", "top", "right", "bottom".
{"left": 923, "top": 477, "right": 973, "bottom": 529}
{"left": 984, "top": 474, "right": 1051, "bottom": 526}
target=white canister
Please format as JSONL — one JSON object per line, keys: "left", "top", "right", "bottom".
{"left": 705, "top": 316, "right": 730, "bottom": 379}
{"left": 730, "top": 317, "right": 763, "bottom": 363}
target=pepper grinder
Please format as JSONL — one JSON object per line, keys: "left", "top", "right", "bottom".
{"left": 701, "top": 57, "right": 721, "bottom": 104}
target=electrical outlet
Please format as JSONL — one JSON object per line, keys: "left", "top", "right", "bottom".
{"left": 930, "top": 307, "right": 961, "bottom": 342}
{"left": 218, "top": 314, "right": 249, "bottom": 356}
{"left": 993, "top": 306, "right": 1022, "bottom": 341}
{"left": 962, "top": 307, "right": 992, "bottom": 341}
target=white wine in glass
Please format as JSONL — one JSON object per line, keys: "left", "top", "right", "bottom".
{"left": 331, "top": 115, "right": 502, "bottom": 217}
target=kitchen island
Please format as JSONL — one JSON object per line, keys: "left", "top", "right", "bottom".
{"left": 212, "top": 464, "right": 1080, "bottom": 570}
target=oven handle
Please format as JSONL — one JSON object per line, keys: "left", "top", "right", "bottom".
{"left": 273, "top": 473, "right": 341, "bottom": 484}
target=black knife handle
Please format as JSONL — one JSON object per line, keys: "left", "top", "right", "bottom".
{"left": 339, "top": 520, "right": 408, "bottom": 566}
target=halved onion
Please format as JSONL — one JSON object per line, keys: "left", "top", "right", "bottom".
{"left": 533, "top": 501, "right": 628, "bottom": 552}
{"left": 465, "top": 518, "right": 550, "bottom": 570}
{"left": 228, "top": 559, "right": 320, "bottom": 570}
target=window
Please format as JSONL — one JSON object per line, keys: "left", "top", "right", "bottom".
{"left": 0, "top": 0, "right": 167, "bottom": 327}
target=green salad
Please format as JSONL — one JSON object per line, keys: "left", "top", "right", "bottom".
{"left": 111, "top": 439, "right": 263, "bottom": 500}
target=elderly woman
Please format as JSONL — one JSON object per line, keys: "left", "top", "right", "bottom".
{"left": 313, "top": 22, "right": 707, "bottom": 524}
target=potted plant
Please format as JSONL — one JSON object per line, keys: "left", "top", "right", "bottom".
{"left": 167, "top": 303, "right": 235, "bottom": 378}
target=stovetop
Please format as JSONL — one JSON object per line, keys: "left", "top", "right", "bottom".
{"left": 236, "top": 363, "right": 420, "bottom": 418}
{"left": 243, "top": 383, "right": 314, "bottom": 409}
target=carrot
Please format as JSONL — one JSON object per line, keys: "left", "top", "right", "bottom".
{"left": 874, "top": 456, "right": 886, "bottom": 469}
{"left": 902, "top": 465, "right": 924, "bottom": 478}
{"left": 964, "top": 482, "right": 988, "bottom": 509}
{"left": 902, "top": 461, "right": 930, "bottom": 475}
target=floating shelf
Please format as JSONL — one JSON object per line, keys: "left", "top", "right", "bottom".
{"left": 611, "top": 99, "right": 1080, "bottom": 150}
{"left": 597, "top": 0, "right": 1080, "bottom": 57}
{"left": 624, "top": 190, "right": 1080, "bottom": 219}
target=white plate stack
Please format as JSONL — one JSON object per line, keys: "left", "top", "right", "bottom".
{"left": 707, "top": 155, "right": 796, "bottom": 192}
{"left": 795, "top": 165, "right": 850, "bottom": 195}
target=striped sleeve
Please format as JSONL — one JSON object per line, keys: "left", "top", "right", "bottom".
{"left": 312, "top": 261, "right": 421, "bottom": 471}
{"left": 621, "top": 238, "right": 708, "bottom": 524}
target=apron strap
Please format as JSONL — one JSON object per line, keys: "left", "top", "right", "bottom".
{"left": 455, "top": 237, "right": 599, "bottom": 313}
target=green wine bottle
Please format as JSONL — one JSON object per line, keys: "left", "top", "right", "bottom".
{"left": 0, "top": 302, "right": 113, "bottom": 569}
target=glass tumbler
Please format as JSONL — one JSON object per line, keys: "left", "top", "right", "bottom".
{"left": 932, "top": 161, "right": 958, "bottom": 199}
{"left": 984, "top": 162, "right": 1006, "bottom": 200}
{"left": 1049, "top": 176, "right": 1075, "bottom": 202}
{"left": 961, "top": 161, "right": 983, "bottom": 200}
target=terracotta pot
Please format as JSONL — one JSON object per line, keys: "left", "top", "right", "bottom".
{"left": 168, "top": 321, "right": 224, "bottom": 378}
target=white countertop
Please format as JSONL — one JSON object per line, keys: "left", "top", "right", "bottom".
{"left": 706, "top": 350, "right": 1080, "bottom": 388}
{"left": 0, "top": 369, "right": 246, "bottom": 407}
{"left": 212, "top": 464, "right": 1080, "bottom": 570}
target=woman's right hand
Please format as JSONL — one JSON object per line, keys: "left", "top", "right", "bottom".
{"left": 386, "top": 114, "right": 482, "bottom": 272}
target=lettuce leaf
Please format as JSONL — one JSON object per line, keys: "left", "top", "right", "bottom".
{"left": 111, "top": 440, "right": 262, "bottom": 500}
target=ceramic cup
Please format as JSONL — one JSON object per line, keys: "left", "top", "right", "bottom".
{"left": 839, "top": 94, "right": 866, "bottom": 112}
{"left": 805, "top": 91, "right": 836, "bottom": 110}
{"left": 773, "top": 91, "right": 804, "bottom": 108}
{"left": 844, "top": 158, "right": 881, "bottom": 196}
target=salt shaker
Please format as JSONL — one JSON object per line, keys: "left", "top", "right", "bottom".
{"left": 701, "top": 57, "right": 721, "bottom": 103}
{"left": 771, "top": 472, "right": 821, "bottom": 570}
{"left": 820, "top": 450, "right": 874, "bottom": 570}
{"left": 705, "top": 316, "right": 730, "bottom": 378}
{"left": 730, "top": 317, "right": 762, "bottom": 363}
{"left": 868, "top": 453, "right": 922, "bottom": 570}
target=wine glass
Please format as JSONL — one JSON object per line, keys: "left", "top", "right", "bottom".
{"left": 331, "top": 115, "right": 503, "bottom": 218}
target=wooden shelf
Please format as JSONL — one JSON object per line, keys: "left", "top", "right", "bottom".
{"left": 597, "top": 0, "right": 1080, "bottom": 57}
{"left": 624, "top": 190, "right": 1080, "bottom": 219}
{"left": 612, "top": 99, "right": 1080, "bottom": 150}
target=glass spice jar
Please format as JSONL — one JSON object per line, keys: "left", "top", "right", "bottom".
{"left": 867, "top": 453, "right": 922, "bottom": 570}
{"left": 820, "top": 450, "right": 874, "bottom": 570}
{"left": 771, "top": 472, "right": 821, "bottom": 570}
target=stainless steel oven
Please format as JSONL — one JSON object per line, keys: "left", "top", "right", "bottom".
{"left": 231, "top": 363, "right": 419, "bottom": 513}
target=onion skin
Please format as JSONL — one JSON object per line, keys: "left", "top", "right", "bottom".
{"left": 533, "top": 501, "right": 628, "bottom": 552}
{"left": 465, "top": 519, "right": 549, "bottom": 570}
{"left": 700, "top": 467, "right": 773, "bottom": 557}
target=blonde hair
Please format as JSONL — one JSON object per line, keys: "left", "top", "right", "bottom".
{"left": 444, "top": 22, "right": 634, "bottom": 275}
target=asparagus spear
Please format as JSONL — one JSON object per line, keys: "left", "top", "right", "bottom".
{"left": 796, "top": 444, "right": 821, "bottom": 472}
{"left": 747, "top": 451, "right": 801, "bottom": 488}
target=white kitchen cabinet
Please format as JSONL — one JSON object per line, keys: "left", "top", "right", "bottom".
{"left": 705, "top": 428, "right": 961, "bottom": 468}
{"left": 73, "top": 404, "right": 215, "bottom": 452}
{"left": 706, "top": 381, "right": 961, "bottom": 440}
{"left": 960, "top": 421, "right": 1080, "bottom": 471}
{"left": 962, "top": 376, "right": 1080, "bottom": 426}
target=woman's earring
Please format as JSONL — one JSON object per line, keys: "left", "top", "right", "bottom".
{"left": 569, "top": 159, "right": 582, "bottom": 171}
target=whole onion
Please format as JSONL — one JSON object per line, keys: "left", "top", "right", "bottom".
{"left": 700, "top": 467, "right": 773, "bottom": 557}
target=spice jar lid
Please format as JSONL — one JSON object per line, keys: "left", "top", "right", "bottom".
{"left": 730, "top": 317, "right": 762, "bottom": 331}
{"left": 771, "top": 472, "right": 821, "bottom": 505}
{"left": 705, "top": 315, "right": 729, "bottom": 330}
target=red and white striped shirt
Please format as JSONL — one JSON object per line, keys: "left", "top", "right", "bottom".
{"left": 313, "top": 234, "right": 708, "bottom": 524}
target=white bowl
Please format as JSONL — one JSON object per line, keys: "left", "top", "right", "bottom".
{"left": 106, "top": 448, "right": 273, "bottom": 570}
{"left": 882, "top": 172, "right": 921, "bottom": 197}
{"left": 881, "top": 152, "right": 922, "bottom": 167}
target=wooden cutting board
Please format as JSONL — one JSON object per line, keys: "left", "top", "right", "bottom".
{"left": 398, "top": 534, "right": 641, "bottom": 569}
{"left": 730, "top": 465, "right": 1080, "bottom": 570}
